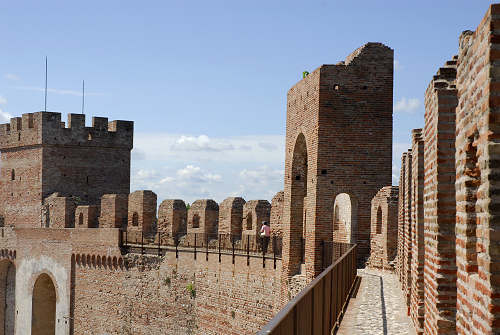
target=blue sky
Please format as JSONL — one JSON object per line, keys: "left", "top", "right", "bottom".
{"left": 0, "top": 1, "right": 495, "bottom": 203}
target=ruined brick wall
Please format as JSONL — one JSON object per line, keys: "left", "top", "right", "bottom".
{"left": 270, "top": 191, "right": 284, "bottom": 238}
{"left": 410, "top": 129, "right": 425, "bottom": 334}
{"left": 158, "top": 199, "right": 187, "bottom": 236}
{"left": 75, "top": 205, "right": 98, "bottom": 228}
{"left": 128, "top": 190, "right": 157, "bottom": 233}
{"left": 99, "top": 194, "right": 128, "bottom": 229}
{"left": 454, "top": 5, "right": 500, "bottom": 334}
{"left": 396, "top": 153, "right": 407, "bottom": 282}
{"left": 187, "top": 199, "right": 219, "bottom": 236}
{"left": 423, "top": 57, "right": 458, "bottom": 335}
{"left": 218, "top": 197, "right": 245, "bottom": 237}
{"left": 282, "top": 43, "right": 393, "bottom": 284}
{"left": 72, "top": 251, "right": 282, "bottom": 335}
{"left": 368, "top": 186, "right": 398, "bottom": 270}
{"left": 242, "top": 200, "right": 271, "bottom": 236}
{"left": 0, "top": 112, "right": 133, "bottom": 228}
{"left": 402, "top": 150, "right": 413, "bottom": 310}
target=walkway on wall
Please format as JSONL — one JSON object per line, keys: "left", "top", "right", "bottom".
{"left": 337, "top": 268, "right": 415, "bottom": 335}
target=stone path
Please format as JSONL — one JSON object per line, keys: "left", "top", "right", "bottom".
{"left": 337, "top": 268, "right": 416, "bottom": 335}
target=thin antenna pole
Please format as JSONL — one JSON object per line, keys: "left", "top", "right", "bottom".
{"left": 82, "top": 80, "right": 85, "bottom": 114}
{"left": 44, "top": 56, "right": 48, "bottom": 111}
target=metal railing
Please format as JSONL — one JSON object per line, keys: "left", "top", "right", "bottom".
{"left": 258, "top": 243, "right": 357, "bottom": 335}
{"left": 120, "top": 231, "right": 283, "bottom": 268}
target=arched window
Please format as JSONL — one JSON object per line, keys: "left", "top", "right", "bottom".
{"left": 10, "top": 170, "right": 14, "bottom": 181}
{"left": 132, "top": 212, "right": 139, "bottom": 226}
{"left": 376, "top": 206, "right": 382, "bottom": 234}
{"left": 246, "top": 212, "right": 253, "bottom": 230}
{"left": 78, "top": 213, "right": 84, "bottom": 226}
{"left": 192, "top": 214, "right": 200, "bottom": 228}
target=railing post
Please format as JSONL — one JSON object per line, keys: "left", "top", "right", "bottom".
{"left": 247, "top": 235, "right": 250, "bottom": 266}
{"left": 232, "top": 235, "right": 235, "bottom": 265}
{"left": 158, "top": 231, "right": 161, "bottom": 256}
{"left": 141, "top": 230, "right": 144, "bottom": 255}
{"left": 262, "top": 238, "right": 265, "bottom": 268}
{"left": 273, "top": 236, "right": 276, "bottom": 270}
{"left": 125, "top": 230, "right": 128, "bottom": 247}
{"left": 175, "top": 236, "right": 179, "bottom": 259}
{"left": 194, "top": 233, "right": 197, "bottom": 260}
{"left": 206, "top": 233, "right": 209, "bottom": 262}
{"left": 218, "top": 234, "right": 221, "bottom": 263}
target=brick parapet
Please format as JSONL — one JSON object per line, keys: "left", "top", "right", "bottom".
{"left": 423, "top": 58, "right": 458, "bottom": 335}
{"left": 455, "top": 5, "right": 500, "bottom": 334}
{"left": 410, "top": 129, "right": 425, "bottom": 334}
{"left": 368, "top": 186, "right": 399, "bottom": 270}
{"left": 0, "top": 112, "right": 133, "bottom": 150}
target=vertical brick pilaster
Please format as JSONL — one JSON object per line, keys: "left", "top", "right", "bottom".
{"left": 423, "top": 58, "right": 458, "bottom": 335}
{"left": 410, "top": 129, "right": 425, "bottom": 333}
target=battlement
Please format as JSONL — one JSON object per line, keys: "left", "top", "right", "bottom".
{"left": 0, "top": 112, "right": 133, "bottom": 150}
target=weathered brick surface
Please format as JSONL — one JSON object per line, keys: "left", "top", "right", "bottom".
{"left": 158, "top": 199, "right": 187, "bottom": 236}
{"left": 396, "top": 152, "right": 407, "bottom": 282}
{"left": 218, "top": 197, "right": 245, "bottom": 237}
{"left": 402, "top": 150, "right": 413, "bottom": 309}
{"left": 270, "top": 191, "right": 284, "bottom": 237}
{"left": 454, "top": 5, "right": 500, "bottom": 334}
{"left": 242, "top": 200, "right": 271, "bottom": 236}
{"left": 410, "top": 129, "right": 425, "bottom": 334}
{"left": 75, "top": 205, "right": 98, "bottom": 228}
{"left": 99, "top": 194, "right": 128, "bottom": 229}
{"left": 282, "top": 43, "right": 393, "bottom": 289}
{"left": 423, "top": 57, "right": 458, "bottom": 335}
{"left": 128, "top": 190, "right": 157, "bottom": 232}
{"left": 187, "top": 199, "right": 219, "bottom": 235}
{"left": 0, "top": 112, "right": 133, "bottom": 228}
{"left": 368, "top": 186, "right": 398, "bottom": 270}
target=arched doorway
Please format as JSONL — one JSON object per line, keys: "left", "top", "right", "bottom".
{"left": 289, "top": 133, "right": 308, "bottom": 274}
{"left": 31, "top": 273, "right": 56, "bottom": 335}
{"left": 332, "top": 193, "right": 358, "bottom": 244}
{"left": 0, "top": 260, "right": 15, "bottom": 335}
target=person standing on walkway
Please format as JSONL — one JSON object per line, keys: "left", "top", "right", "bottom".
{"left": 260, "top": 221, "right": 270, "bottom": 254}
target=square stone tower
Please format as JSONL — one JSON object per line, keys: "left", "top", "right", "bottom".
{"left": 282, "top": 43, "right": 393, "bottom": 280}
{"left": 0, "top": 112, "right": 133, "bottom": 228}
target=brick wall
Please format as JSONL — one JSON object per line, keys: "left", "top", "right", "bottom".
{"left": 423, "top": 57, "right": 458, "bottom": 335}
{"left": 368, "top": 186, "right": 398, "bottom": 270}
{"left": 282, "top": 43, "right": 393, "bottom": 287}
{"left": 410, "top": 129, "right": 425, "bottom": 334}
{"left": 402, "top": 150, "right": 413, "bottom": 310}
{"left": 455, "top": 5, "right": 500, "bottom": 334}
{"left": 0, "top": 112, "right": 133, "bottom": 228}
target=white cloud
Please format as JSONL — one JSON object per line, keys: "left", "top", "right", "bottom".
{"left": 130, "top": 132, "right": 285, "bottom": 203}
{"left": 0, "top": 97, "right": 11, "bottom": 122}
{"left": 4, "top": 74, "right": 20, "bottom": 81}
{"left": 240, "top": 166, "right": 283, "bottom": 185}
{"left": 171, "top": 135, "right": 234, "bottom": 152}
{"left": 394, "top": 97, "right": 420, "bottom": 114}
{"left": 0, "top": 110, "right": 12, "bottom": 123}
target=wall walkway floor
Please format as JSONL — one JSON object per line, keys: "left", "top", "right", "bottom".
{"left": 337, "top": 268, "right": 416, "bottom": 335}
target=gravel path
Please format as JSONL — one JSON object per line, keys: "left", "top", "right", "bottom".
{"left": 337, "top": 268, "right": 416, "bottom": 335}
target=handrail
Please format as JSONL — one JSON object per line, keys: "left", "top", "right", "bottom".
{"left": 258, "top": 243, "right": 357, "bottom": 335}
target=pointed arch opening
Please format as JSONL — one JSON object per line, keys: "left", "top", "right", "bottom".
{"left": 31, "top": 273, "right": 56, "bottom": 335}
{"left": 0, "top": 260, "right": 15, "bottom": 335}
{"left": 289, "top": 133, "right": 308, "bottom": 274}
{"left": 333, "top": 193, "right": 358, "bottom": 244}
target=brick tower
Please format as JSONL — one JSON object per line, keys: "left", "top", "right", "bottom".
{"left": 282, "top": 43, "right": 393, "bottom": 281}
{"left": 0, "top": 112, "right": 133, "bottom": 228}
